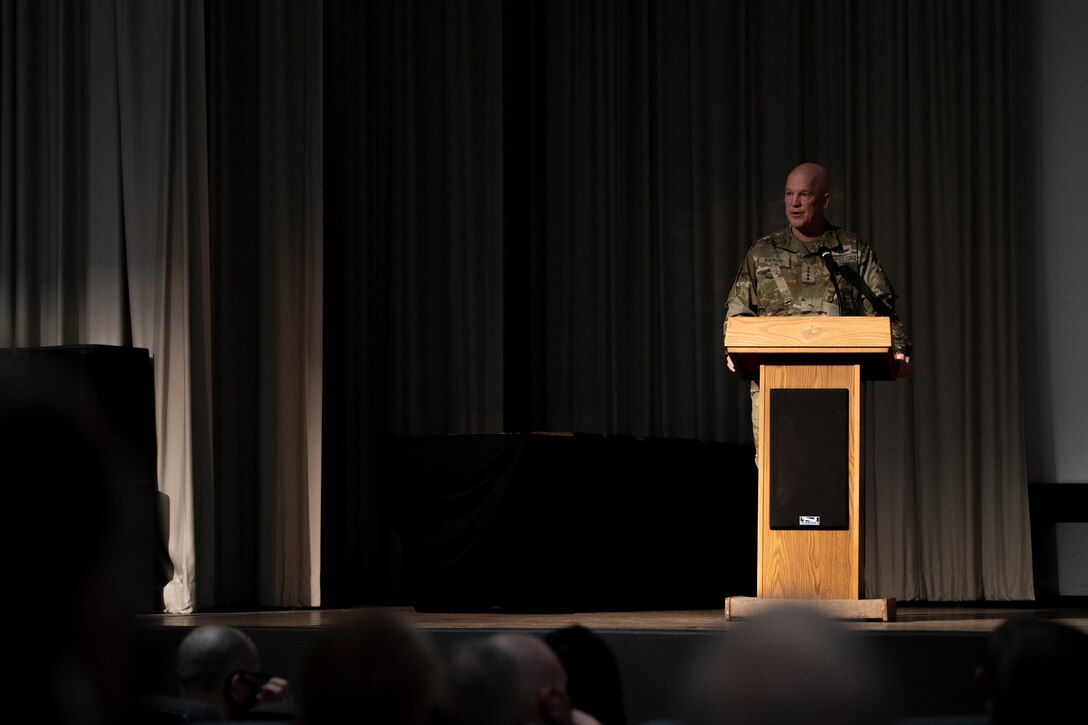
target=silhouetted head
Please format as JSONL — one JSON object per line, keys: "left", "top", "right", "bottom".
{"left": 978, "top": 616, "right": 1088, "bottom": 724}
{"left": 545, "top": 625, "right": 626, "bottom": 725}
{"left": 300, "top": 609, "right": 448, "bottom": 725}
{"left": 447, "top": 640, "right": 522, "bottom": 725}
{"left": 490, "top": 633, "right": 573, "bottom": 725}
{"left": 176, "top": 625, "right": 263, "bottom": 719}
{"left": 681, "top": 605, "right": 896, "bottom": 725}
{"left": 2, "top": 357, "right": 132, "bottom": 724}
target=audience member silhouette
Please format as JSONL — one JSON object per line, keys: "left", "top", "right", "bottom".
{"left": 175, "top": 625, "right": 290, "bottom": 721}
{"left": 3, "top": 361, "right": 138, "bottom": 725}
{"left": 447, "top": 640, "right": 523, "bottom": 725}
{"left": 490, "top": 633, "right": 603, "bottom": 725}
{"left": 679, "top": 605, "right": 896, "bottom": 725}
{"left": 545, "top": 625, "right": 626, "bottom": 725}
{"left": 977, "top": 615, "right": 1088, "bottom": 724}
{"left": 299, "top": 609, "right": 449, "bottom": 725}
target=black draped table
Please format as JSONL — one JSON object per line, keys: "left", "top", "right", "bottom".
{"left": 387, "top": 433, "right": 757, "bottom": 612}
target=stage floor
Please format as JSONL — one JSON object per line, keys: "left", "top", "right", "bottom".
{"left": 136, "top": 603, "right": 1088, "bottom": 633}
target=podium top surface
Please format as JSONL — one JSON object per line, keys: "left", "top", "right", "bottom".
{"left": 725, "top": 316, "right": 891, "bottom": 349}
{"left": 724, "top": 316, "right": 896, "bottom": 381}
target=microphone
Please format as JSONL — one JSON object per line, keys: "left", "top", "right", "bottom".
{"left": 816, "top": 246, "right": 840, "bottom": 275}
{"left": 815, "top": 246, "right": 895, "bottom": 317}
{"left": 815, "top": 246, "right": 847, "bottom": 312}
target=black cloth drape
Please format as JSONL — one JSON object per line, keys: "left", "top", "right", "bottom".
{"left": 386, "top": 433, "right": 756, "bottom": 612}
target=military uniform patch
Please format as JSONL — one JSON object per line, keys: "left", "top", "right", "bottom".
{"left": 831, "top": 250, "right": 859, "bottom": 267}
{"left": 768, "top": 264, "right": 793, "bottom": 301}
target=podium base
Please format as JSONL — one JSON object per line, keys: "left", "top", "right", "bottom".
{"left": 724, "top": 596, "right": 896, "bottom": 622}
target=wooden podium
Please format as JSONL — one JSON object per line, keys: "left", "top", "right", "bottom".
{"left": 723, "top": 316, "right": 898, "bottom": 622}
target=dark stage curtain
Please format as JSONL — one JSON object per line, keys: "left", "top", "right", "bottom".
{"left": 204, "top": 0, "right": 323, "bottom": 609}
{"left": 323, "top": 0, "right": 505, "bottom": 603}
{"left": 324, "top": 0, "right": 1032, "bottom": 603}
{"left": 2, "top": 0, "right": 1033, "bottom": 609}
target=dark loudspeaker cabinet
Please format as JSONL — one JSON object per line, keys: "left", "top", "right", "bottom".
{"left": 0, "top": 345, "right": 171, "bottom": 613}
{"left": 769, "top": 388, "right": 849, "bottom": 530}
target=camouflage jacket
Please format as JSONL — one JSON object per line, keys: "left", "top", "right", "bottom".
{"left": 722, "top": 226, "right": 911, "bottom": 357}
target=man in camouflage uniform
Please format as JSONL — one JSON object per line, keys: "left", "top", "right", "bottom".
{"left": 723, "top": 163, "right": 911, "bottom": 447}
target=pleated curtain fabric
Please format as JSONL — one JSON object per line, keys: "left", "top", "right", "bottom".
{"left": 1, "top": 0, "right": 323, "bottom": 612}
{"left": 2, "top": 0, "right": 1033, "bottom": 606}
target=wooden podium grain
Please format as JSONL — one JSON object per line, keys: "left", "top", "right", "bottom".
{"left": 724, "top": 317, "right": 898, "bottom": 621}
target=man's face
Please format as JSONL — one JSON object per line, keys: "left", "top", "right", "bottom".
{"left": 784, "top": 168, "right": 829, "bottom": 237}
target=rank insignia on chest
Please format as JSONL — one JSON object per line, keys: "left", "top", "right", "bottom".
{"left": 802, "top": 263, "right": 817, "bottom": 285}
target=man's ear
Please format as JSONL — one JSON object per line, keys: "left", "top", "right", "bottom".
{"left": 228, "top": 673, "right": 248, "bottom": 704}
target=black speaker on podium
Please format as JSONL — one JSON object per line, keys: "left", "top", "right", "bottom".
{"left": 768, "top": 388, "right": 850, "bottom": 531}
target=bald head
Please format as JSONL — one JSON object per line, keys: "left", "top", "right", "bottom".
{"left": 448, "top": 641, "right": 522, "bottom": 725}
{"left": 788, "top": 163, "right": 829, "bottom": 194}
{"left": 176, "top": 625, "right": 260, "bottom": 697}
{"left": 490, "top": 634, "right": 571, "bottom": 725}
{"left": 784, "top": 163, "right": 831, "bottom": 241}
{"left": 682, "top": 606, "right": 894, "bottom": 725}
{"left": 300, "top": 610, "right": 447, "bottom": 725}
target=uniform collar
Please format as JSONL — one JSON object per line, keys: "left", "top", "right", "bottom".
{"left": 772, "top": 225, "right": 844, "bottom": 255}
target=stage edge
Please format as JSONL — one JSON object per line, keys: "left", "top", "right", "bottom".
{"left": 724, "top": 596, "right": 896, "bottom": 622}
